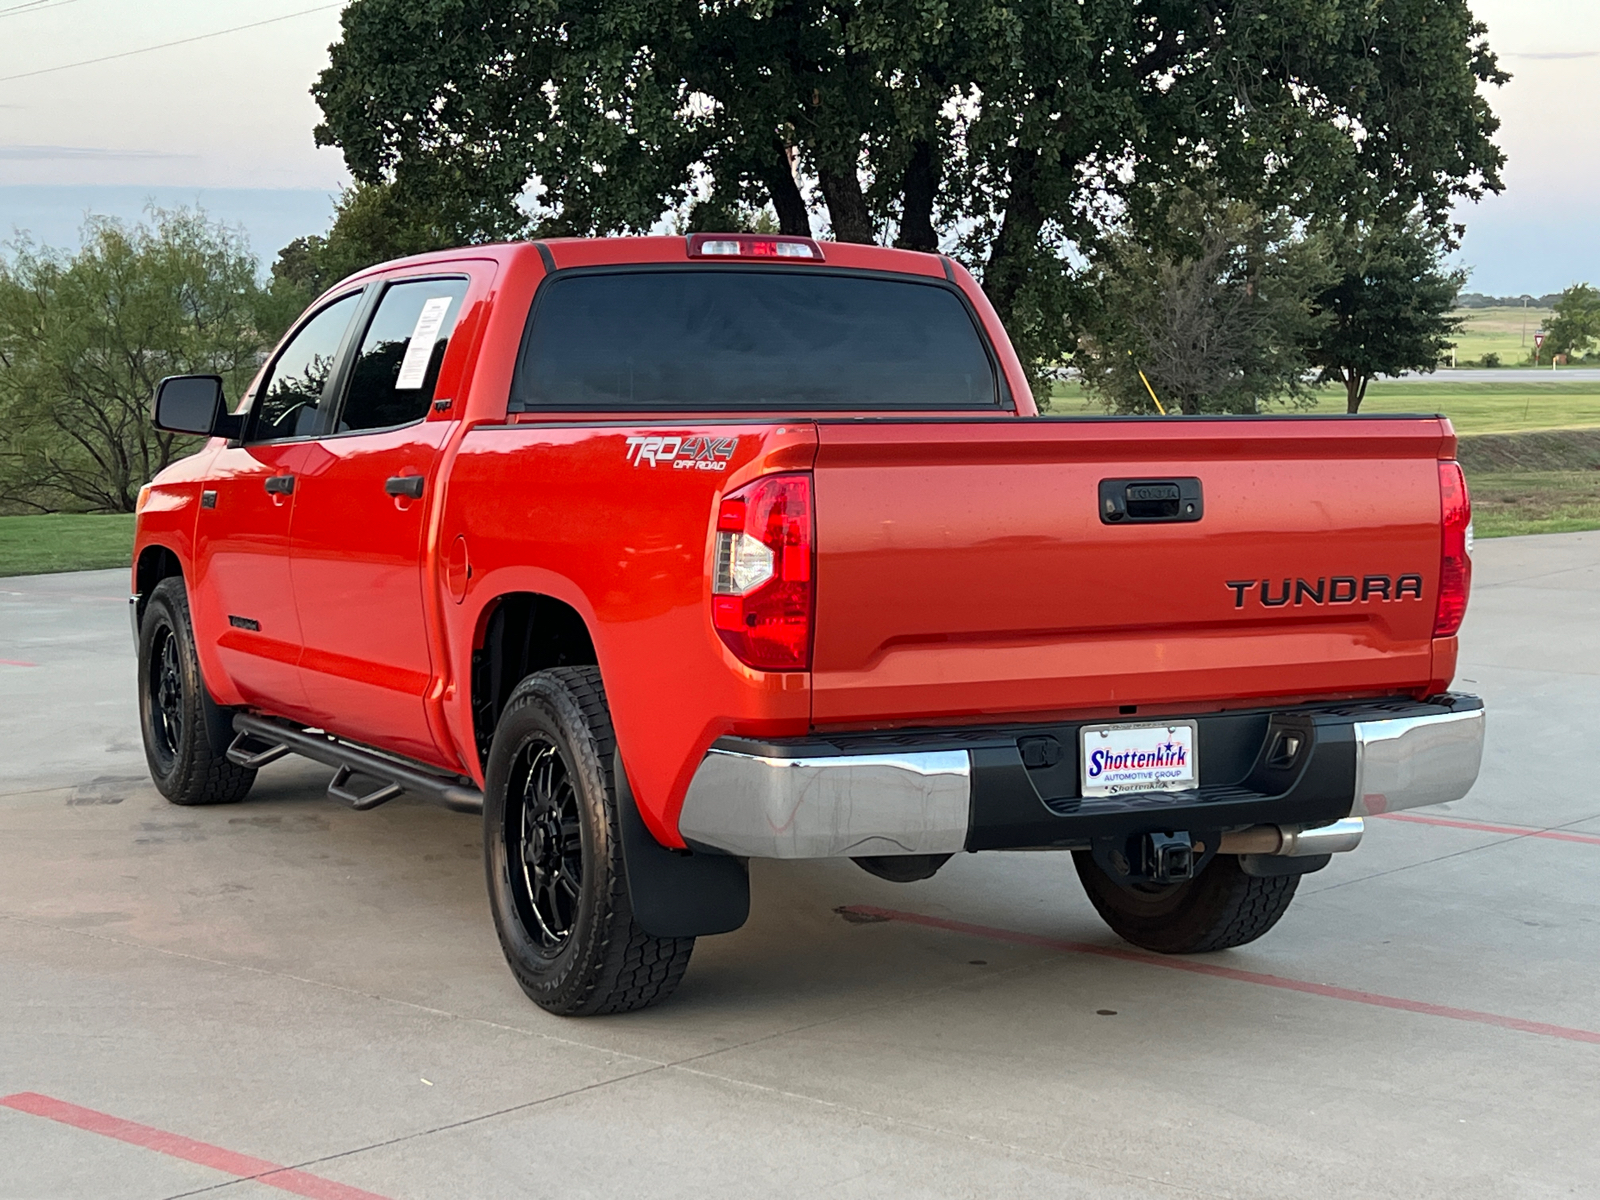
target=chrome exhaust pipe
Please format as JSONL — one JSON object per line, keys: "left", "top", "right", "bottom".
{"left": 1218, "top": 817, "right": 1364, "bottom": 858}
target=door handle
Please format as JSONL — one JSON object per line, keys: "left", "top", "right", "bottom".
{"left": 385, "top": 475, "right": 425, "bottom": 499}
{"left": 1099, "top": 478, "right": 1203, "bottom": 524}
{"left": 264, "top": 474, "right": 295, "bottom": 495}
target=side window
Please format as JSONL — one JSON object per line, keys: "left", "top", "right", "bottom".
{"left": 248, "top": 293, "right": 362, "bottom": 441}
{"left": 336, "top": 278, "right": 469, "bottom": 433}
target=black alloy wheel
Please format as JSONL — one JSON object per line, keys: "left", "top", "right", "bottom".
{"left": 136, "top": 577, "right": 256, "bottom": 806}
{"left": 510, "top": 739, "right": 584, "bottom": 949}
{"left": 148, "top": 625, "right": 185, "bottom": 768}
{"left": 482, "top": 667, "right": 695, "bottom": 1016}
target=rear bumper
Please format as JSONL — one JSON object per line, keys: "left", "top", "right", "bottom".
{"left": 676, "top": 694, "right": 1484, "bottom": 859}
{"left": 1351, "top": 707, "right": 1485, "bottom": 816}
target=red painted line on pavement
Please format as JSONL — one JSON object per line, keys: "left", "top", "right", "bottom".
{"left": 1374, "top": 811, "right": 1600, "bottom": 847}
{"left": 842, "top": 906, "right": 1600, "bottom": 1047}
{"left": 0, "top": 658, "right": 38, "bottom": 667}
{"left": 0, "top": 1092, "right": 395, "bottom": 1200}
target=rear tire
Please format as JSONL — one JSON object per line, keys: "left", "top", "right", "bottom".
{"left": 483, "top": 667, "right": 694, "bottom": 1016}
{"left": 1073, "top": 851, "right": 1299, "bottom": 953}
{"left": 137, "top": 578, "right": 256, "bottom": 806}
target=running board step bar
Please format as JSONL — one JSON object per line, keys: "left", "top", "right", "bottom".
{"left": 226, "top": 714, "right": 484, "bottom": 815}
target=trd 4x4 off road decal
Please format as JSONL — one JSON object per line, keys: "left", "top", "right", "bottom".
{"left": 625, "top": 435, "right": 739, "bottom": 470}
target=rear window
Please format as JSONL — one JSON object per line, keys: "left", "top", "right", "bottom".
{"left": 510, "top": 269, "right": 999, "bottom": 411}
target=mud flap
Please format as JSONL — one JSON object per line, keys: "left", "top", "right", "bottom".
{"left": 615, "top": 751, "right": 749, "bottom": 938}
{"left": 199, "top": 676, "right": 236, "bottom": 760}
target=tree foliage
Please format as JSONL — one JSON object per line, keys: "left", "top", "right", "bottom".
{"left": 0, "top": 210, "right": 282, "bottom": 513}
{"left": 1538, "top": 284, "right": 1600, "bottom": 362}
{"left": 1303, "top": 218, "right": 1465, "bottom": 413}
{"left": 311, "top": 0, "right": 1507, "bottom": 398}
{"left": 1076, "top": 197, "right": 1329, "bottom": 414}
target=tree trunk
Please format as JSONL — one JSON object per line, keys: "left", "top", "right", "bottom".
{"left": 1345, "top": 371, "right": 1368, "bottom": 414}
{"left": 759, "top": 140, "right": 812, "bottom": 237}
{"left": 894, "top": 141, "right": 939, "bottom": 253}
{"left": 981, "top": 148, "right": 1043, "bottom": 339}
{"left": 817, "top": 167, "right": 874, "bottom": 243}
{"left": 978, "top": 149, "right": 1047, "bottom": 404}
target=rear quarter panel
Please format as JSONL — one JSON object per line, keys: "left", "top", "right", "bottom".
{"left": 441, "top": 421, "right": 817, "bottom": 845}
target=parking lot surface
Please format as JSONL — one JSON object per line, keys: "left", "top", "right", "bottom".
{"left": 2, "top": 533, "right": 1598, "bottom": 1199}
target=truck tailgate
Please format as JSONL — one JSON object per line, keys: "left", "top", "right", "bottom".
{"left": 811, "top": 418, "right": 1453, "bottom": 726}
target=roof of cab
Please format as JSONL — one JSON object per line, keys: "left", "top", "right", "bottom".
{"left": 333, "top": 235, "right": 950, "bottom": 293}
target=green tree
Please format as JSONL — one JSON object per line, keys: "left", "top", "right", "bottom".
{"left": 1076, "top": 198, "right": 1329, "bottom": 415}
{"left": 311, "top": 0, "right": 1507, "bottom": 396}
{"left": 1304, "top": 219, "right": 1466, "bottom": 413}
{"left": 0, "top": 210, "right": 279, "bottom": 513}
{"left": 1537, "top": 284, "right": 1600, "bottom": 362}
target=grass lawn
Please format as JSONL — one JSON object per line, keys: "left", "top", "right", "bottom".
{"left": 1446, "top": 305, "right": 1551, "bottom": 366}
{"left": 1049, "top": 379, "right": 1600, "bottom": 436}
{"left": 1467, "top": 471, "right": 1600, "bottom": 538}
{"left": 0, "top": 513, "right": 136, "bottom": 577}
{"left": 1293, "top": 380, "right": 1600, "bottom": 434}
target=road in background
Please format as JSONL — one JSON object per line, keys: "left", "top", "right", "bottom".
{"left": 1, "top": 536, "right": 1597, "bottom": 1199}
{"left": 1382, "top": 368, "right": 1600, "bottom": 383}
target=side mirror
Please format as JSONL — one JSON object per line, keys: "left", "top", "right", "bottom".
{"left": 152, "top": 375, "right": 239, "bottom": 438}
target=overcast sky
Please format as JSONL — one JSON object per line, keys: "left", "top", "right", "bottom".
{"left": 0, "top": 0, "right": 1594, "bottom": 294}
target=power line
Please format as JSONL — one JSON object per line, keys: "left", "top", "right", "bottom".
{"left": 0, "top": 0, "right": 85, "bottom": 18}
{"left": 0, "top": 3, "right": 342, "bottom": 84}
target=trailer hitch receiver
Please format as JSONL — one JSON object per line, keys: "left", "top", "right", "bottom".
{"left": 1142, "top": 831, "right": 1196, "bottom": 883}
{"left": 1090, "top": 828, "right": 1213, "bottom": 887}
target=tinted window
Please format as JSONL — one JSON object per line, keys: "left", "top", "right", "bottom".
{"left": 249, "top": 293, "right": 361, "bottom": 441}
{"left": 337, "top": 278, "right": 469, "bottom": 432}
{"left": 511, "top": 270, "right": 997, "bottom": 411}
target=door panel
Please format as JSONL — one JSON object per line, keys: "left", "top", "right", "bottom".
{"left": 192, "top": 442, "right": 312, "bottom": 714}
{"left": 287, "top": 276, "right": 472, "bottom": 763}
{"left": 191, "top": 290, "right": 366, "bottom": 716}
{"left": 288, "top": 424, "right": 449, "bottom": 759}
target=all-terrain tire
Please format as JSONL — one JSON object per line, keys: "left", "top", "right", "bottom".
{"left": 1073, "top": 851, "right": 1300, "bottom": 954}
{"left": 137, "top": 577, "right": 256, "bottom": 806}
{"left": 483, "top": 667, "right": 694, "bottom": 1016}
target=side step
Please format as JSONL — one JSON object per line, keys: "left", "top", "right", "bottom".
{"left": 226, "top": 714, "right": 483, "bottom": 815}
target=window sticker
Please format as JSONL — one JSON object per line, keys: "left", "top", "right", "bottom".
{"left": 395, "top": 296, "right": 455, "bottom": 390}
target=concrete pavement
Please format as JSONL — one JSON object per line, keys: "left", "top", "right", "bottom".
{"left": 1, "top": 535, "right": 1597, "bottom": 1199}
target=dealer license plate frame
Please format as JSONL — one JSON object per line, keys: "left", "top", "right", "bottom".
{"left": 1079, "top": 720, "right": 1200, "bottom": 798}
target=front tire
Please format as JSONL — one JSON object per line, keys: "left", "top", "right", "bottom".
{"left": 137, "top": 577, "right": 256, "bottom": 806}
{"left": 1073, "top": 851, "right": 1299, "bottom": 954}
{"left": 483, "top": 667, "right": 694, "bottom": 1016}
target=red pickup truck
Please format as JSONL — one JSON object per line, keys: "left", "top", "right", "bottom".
{"left": 133, "top": 233, "right": 1484, "bottom": 1015}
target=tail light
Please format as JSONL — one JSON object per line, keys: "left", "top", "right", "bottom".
{"left": 1434, "top": 460, "right": 1472, "bottom": 637}
{"left": 711, "top": 473, "right": 813, "bottom": 670}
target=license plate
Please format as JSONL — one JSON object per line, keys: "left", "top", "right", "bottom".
{"left": 1079, "top": 721, "right": 1199, "bottom": 797}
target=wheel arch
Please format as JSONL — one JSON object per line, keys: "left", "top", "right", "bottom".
{"left": 470, "top": 590, "right": 599, "bottom": 769}
{"left": 134, "top": 544, "right": 185, "bottom": 625}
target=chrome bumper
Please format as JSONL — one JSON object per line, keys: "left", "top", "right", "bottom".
{"left": 1351, "top": 708, "right": 1485, "bottom": 816}
{"left": 676, "top": 699, "right": 1484, "bottom": 859}
{"left": 677, "top": 748, "right": 970, "bottom": 858}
